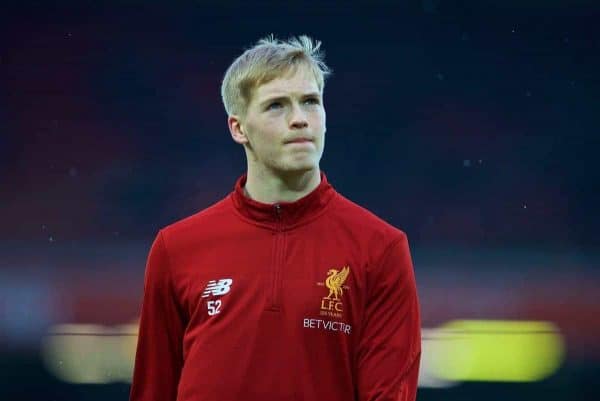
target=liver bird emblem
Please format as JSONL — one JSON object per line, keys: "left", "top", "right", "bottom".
{"left": 325, "top": 266, "right": 350, "bottom": 300}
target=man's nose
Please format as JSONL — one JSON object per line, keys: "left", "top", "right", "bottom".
{"left": 289, "top": 104, "right": 309, "bottom": 129}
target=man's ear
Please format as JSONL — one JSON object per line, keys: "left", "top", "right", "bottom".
{"left": 228, "top": 115, "right": 249, "bottom": 145}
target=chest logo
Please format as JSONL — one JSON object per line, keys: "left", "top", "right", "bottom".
{"left": 202, "top": 278, "right": 233, "bottom": 298}
{"left": 317, "top": 266, "right": 350, "bottom": 318}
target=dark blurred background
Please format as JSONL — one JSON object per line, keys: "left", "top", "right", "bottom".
{"left": 1, "top": 1, "right": 599, "bottom": 400}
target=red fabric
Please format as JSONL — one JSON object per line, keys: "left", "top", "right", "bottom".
{"left": 130, "top": 172, "right": 421, "bottom": 401}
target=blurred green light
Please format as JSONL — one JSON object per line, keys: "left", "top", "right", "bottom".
{"left": 432, "top": 320, "right": 564, "bottom": 382}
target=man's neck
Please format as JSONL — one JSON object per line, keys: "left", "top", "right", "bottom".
{"left": 243, "top": 167, "right": 321, "bottom": 204}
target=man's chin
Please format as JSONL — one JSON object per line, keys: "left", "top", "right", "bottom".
{"left": 277, "top": 162, "right": 318, "bottom": 175}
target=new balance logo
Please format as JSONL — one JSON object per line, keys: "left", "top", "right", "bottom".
{"left": 201, "top": 278, "right": 233, "bottom": 298}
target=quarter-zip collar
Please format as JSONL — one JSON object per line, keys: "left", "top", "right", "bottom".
{"left": 230, "top": 171, "right": 336, "bottom": 230}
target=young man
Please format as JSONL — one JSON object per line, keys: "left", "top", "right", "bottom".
{"left": 130, "top": 35, "right": 421, "bottom": 401}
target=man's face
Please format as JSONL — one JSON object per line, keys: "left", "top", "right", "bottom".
{"left": 237, "top": 66, "right": 326, "bottom": 175}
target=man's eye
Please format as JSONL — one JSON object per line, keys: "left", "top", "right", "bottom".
{"left": 304, "top": 98, "right": 319, "bottom": 105}
{"left": 267, "top": 102, "right": 282, "bottom": 110}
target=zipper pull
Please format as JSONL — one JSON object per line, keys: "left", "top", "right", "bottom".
{"left": 274, "top": 203, "right": 282, "bottom": 219}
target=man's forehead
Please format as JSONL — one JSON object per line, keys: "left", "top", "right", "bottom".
{"left": 255, "top": 69, "right": 320, "bottom": 99}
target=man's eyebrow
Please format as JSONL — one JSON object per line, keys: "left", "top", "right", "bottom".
{"left": 259, "top": 92, "right": 321, "bottom": 106}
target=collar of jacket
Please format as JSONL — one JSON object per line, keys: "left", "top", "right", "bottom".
{"left": 230, "top": 171, "right": 336, "bottom": 230}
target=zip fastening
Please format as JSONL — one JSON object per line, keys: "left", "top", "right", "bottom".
{"left": 274, "top": 204, "right": 282, "bottom": 219}
{"left": 268, "top": 204, "right": 285, "bottom": 311}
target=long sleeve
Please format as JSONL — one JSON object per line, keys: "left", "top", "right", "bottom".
{"left": 356, "top": 233, "right": 422, "bottom": 401}
{"left": 130, "top": 230, "right": 186, "bottom": 401}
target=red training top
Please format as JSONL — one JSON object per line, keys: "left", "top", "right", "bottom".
{"left": 130, "top": 172, "right": 421, "bottom": 401}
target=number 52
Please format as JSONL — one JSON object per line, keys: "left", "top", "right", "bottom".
{"left": 207, "top": 300, "right": 222, "bottom": 316}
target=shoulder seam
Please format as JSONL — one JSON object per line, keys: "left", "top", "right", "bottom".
{"left": 157, "top": 230, "right": 186, "bottom": 315}
{"left": 157, "top": 230, "right": 174, "bottom": 288}
{"left": 376, "top": 233, "right": 406, "bottom": 269}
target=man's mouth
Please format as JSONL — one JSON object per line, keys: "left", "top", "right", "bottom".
{"left": 285, "top": 137, "right": 313, "bottom": 144}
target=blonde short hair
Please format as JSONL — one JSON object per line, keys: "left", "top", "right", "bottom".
{"left": 221, "top": 34, "right": 332, "bottom": 118}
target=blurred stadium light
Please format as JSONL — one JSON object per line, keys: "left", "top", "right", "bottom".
{"left": 428, "top": 320, "right": 564, "bottom": 382}
{"left": 41, "top": 322, "right": 138, "bottom": 384}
